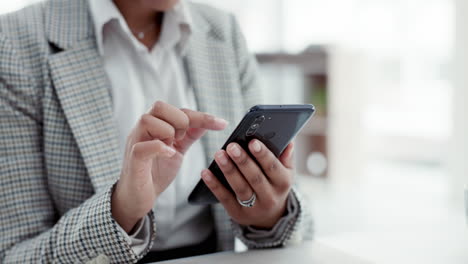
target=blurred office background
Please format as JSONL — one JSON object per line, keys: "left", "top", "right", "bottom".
{"left": 3, "top": 0, "right": 468, "bottom": 263}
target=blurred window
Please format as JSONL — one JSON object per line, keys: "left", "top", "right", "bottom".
{"left": 196, "top": 0, "right": 454, "bottom": 163}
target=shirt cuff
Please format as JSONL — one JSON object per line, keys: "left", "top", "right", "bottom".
{"left": 231, "top": 190, "right": 300, "bottom": 248}
{"left": 115, "top": 214, "right": 154, "bottom": 255}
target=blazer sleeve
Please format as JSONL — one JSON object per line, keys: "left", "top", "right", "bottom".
{"left": 0, "top": 34, "right": 154, "bottom": 264}
{"left": 229, "top": 14, "right": 314, "bottom": 248}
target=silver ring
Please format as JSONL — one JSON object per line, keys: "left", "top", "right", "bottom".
{"left": 237, "top": 193, "right": 256, "bottom": 207}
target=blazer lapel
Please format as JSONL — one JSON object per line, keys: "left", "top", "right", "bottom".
{"left": 45, "top": 0, "right": 120, "bottom": 191}
{"left": 183, "top": 18, "right": 238, "bottom": 249}
{"left": 184, "top": 9, "right": 245, "bottom": 163}
{"left": 184, "top": 3, "right": 267, "bottom": 249}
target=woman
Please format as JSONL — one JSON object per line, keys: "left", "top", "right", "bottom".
{"left": 0, "top": 0, "right": 313, "bottom": 263}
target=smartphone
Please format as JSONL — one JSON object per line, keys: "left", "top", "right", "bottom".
{"left": 188, "top": 104, "right": 315, "bottom": 205}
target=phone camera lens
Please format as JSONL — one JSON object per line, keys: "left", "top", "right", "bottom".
{"left": 246, "top": 129, "right": 256, "bottom": 136}
{"left": 246, "top": 116, "right": 264, "bottom": 137}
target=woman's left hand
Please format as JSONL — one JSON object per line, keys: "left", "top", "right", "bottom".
{"left": 201, "top": 139, "right": 294, "bottom": 229}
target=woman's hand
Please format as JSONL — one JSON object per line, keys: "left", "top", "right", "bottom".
{"left": 202, "top": 139, "right": 295, "bottom": 229}
{"left": 112, "top": 101, "right": 227, "bottom": 233}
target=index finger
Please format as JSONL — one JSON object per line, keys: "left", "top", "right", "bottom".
{"left": 181, "top": 108, "right": 228, "bottom": 130}
{"left": 148, "top": 101, "right": 190, "bottom": 139}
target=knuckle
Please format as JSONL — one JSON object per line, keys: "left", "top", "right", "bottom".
{"left": 277, "top": 178, "right": 292, "bottom": 192}
{"left": 153, "top": 100, "right": 164, "bottom": 113}
{"left": 267, "top": 160, "right": 279, "bottom": 173}
{"left": 237, "top": 155, "right": 248, "bottom": 166}
{"left": 130, "top": 143, "right": 144, "bottom": 159}
{"left": 208, "top": 180, "right": 217, "bottom": 189}
{"left": 138, "top": 114, "right": 152, "bottom": 127}
{"left": 263, "top": 197, "right": 278, "bottom": 210}
{"left": 223, "top": 163, "right": 237, "bottom": 175}
{"left": 218, "top": 194, "right": 231, "bottom": 204}
{"left": 249, "top": 173, "right": 263, "bottom": 186}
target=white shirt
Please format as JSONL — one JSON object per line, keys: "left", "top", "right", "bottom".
{"left": 88, "top": 0, "right": 214, "bottom": 253}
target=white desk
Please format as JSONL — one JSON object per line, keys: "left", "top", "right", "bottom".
{"left": 156, "top": 242, "right": 372, "bottom": 264}
{"left": 302, "top": 161, "right": 468, "bottom": 263}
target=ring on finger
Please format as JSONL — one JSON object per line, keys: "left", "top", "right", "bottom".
{"left": 237, "top": 192, "right": 256, "bottom": 207}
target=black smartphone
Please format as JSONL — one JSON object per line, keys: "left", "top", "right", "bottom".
{"left": 188, "top": 104, "right": 315, "bottom": 205}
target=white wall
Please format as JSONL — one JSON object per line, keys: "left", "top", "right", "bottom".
{"left": 449, "top": 0, "right": 468, "bottom": 200}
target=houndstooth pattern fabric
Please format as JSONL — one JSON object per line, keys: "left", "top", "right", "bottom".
{"left": 0, "top": 0, "right": 313, "bottom": 263}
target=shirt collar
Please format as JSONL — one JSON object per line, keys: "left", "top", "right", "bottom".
{"left": 88, "top": 0, "right": 193, "bottom": 55}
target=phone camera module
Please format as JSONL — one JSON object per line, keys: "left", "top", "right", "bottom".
{"left": 246, "top": 123, "right": 259, "bottom": 136}
{"left": 246, "top": 130, "right": 255, "bottom": 136}
{"left": 246, "top": 115, "right": 265, "bottom": 136}
{"left": 250, "top": 123, "right": 259, "bottom": 129}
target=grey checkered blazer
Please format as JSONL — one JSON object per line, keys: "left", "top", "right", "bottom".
{"left": 0, "top": 0, "right": 313, "bottom": 263}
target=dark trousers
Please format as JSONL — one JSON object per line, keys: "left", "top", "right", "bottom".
{"left": 137, "top": 232, "right": 217, "bottom": 263}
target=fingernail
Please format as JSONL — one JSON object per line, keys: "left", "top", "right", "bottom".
{"left": 229, "top": 144, "right": 241, "bottom": 158}
{"left": 164, "top": 145, "right": 176, "bottom": 156}
{"left": 215, "top": 151, "right": 228, "bottom": 166}
{"left": 202, "top": 170, "right": 212, "bottom": 182}
{"left": 251, "top": 140, "right": 261, "bottom": 153}
{"left": 175, "top": 129, "right": 185, "bottom": 140}
{"left": 215, "top": 117, "right": 228, "bottom": 126}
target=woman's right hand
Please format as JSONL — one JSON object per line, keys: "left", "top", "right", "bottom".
{"left": 111, "top": 101, "right": 228, "bottom": 233}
